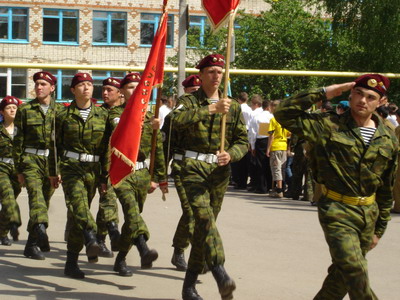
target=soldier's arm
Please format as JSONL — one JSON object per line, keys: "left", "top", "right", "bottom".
{"left": 226, "top": 104, "right": 248, "bottom": 163}
{"left": 12, "top": 107, "right": 25, "bottom": 173}
{"left": 49, "top": 109, "right": 65, "bottom": 177}
{"left": 172, "top": 95, "right": 210, "bottom": 128}
{"left": 100, "top": 112, "right": 112, "bottom": 185}
{"left": 153, "top": 129, "right": 167, "bottom": 183}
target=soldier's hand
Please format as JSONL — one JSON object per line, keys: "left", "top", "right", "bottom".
{"left": 159, "top": 181, "right": 168, "bottom": 194}
{"left": 216, "top": 151, "right": 231, "bottom": 166}
{"left": 49, "top": 175, "right": 62, "bottom": 189}
{"left": 151, "top": 116, "right": 161, "bottom": 130}
{"left": 370, "top": 234, "right": 380, "bottom": 250}
{"left": 209, "top": 98, "right": 231, "bottom": 114}
{"left": 148, "top": 181, "right": 157, "bottom": 194}
{"left": 17, "top": 174, "right": 25, "bottom": 187}
{"left": 325, "top": 82, "right": 355, "bottom": 100}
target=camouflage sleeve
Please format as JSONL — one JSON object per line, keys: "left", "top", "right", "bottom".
{"left": 49, "top": 108, "right": 66, "bottom": 176}
{"left": 274, "top": 88, "right": 328, "bottom": 144}
{"left": 226, "top": 103, "right": 248, "bottom": 163}
{"left": 100, "top": 111, "right": 112, "bottom": 184}
{"left": 374, "top": 146, "right": 399, "bottom": 238}
{"left": 172, "top": 96, "right": 210, "bottom": 128}
{"left": 153, "top": 130, "right": 167, "bottom": 183}
{"left": 12, "top": 106, "right": 25, "bottom": 173}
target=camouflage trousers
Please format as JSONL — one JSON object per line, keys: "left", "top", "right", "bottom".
{"left": 0, "top": 163, "right": 21, "bottom": 237}
{"left": 181, "top": 158, "right": 229, "bottom": 274}
{"left": 61, "top": 161, "right": 99, "bottom": 254}
{"left": 96, "top": 183, "right": 119, "bottom": 237}
{"left": 315, "top": 195, "right": 379, "bottom": 300}
{"left": 113, "top": 168, "right": 150, "bottom": 253}
{"left": 171, "top": 159, "right": 194, "bottom": 251}
{"left": 21, "top": 154, "right": 55, "bottom": 233}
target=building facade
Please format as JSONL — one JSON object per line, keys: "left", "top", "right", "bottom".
{"left": 0, "top": 0, "right": 269, "bottom": 100}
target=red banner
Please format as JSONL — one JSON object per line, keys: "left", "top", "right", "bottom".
{"left": 109, "top": 12, "right": 168, "bottom": 187}
{"left": 202, "top": 0, "right": 240, "bottom": 31}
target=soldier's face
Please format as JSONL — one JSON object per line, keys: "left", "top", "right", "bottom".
{"left": 349, "top": 87, "right": 383, "bottom": 118}
{"left": 71, "top": 81, "right": 94, "bottom": 101}
{"left": 102, "top": 85, "right": 121, "bottom": 107}
{"left": 0, "top": 104, "right": 18, "bottom": 121}
{"left": 199, "top": 66, "right": 223, "bottom": 90}
{"left": 35, "top": 79, "right": 55, "bottom": 100}
{"left": 121, "top": 82, "right": 139, "bottom": 102}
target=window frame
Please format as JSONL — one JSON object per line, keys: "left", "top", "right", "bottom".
{"left": 42, "top": 8, "right": 79, "bottom": 45}
{"left": 0, "top": 7, "right": 29, "bottom": 43}
{"left": 0, "top": 68, "right": 27, "bottom": 99}
{"left": 187, "top": 15, "right": 207, "bottom": 49}
{"left": 92, "top": 11, "right": 127, "bottom": 46}
{"left": 140, "top": 13, "right": 174, "bottom": 48}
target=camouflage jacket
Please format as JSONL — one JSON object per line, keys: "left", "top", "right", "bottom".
{"left": 172, "top": 88, "right": 248, "bottom": 163}
{"left": 49, "top": 101, "right": 111, "bottom": 183}
{"left": 109, "top": 104, "right": 166, "bottom": 183}
{"left": 275, "top": 88, "right": 399, "bottom": 237}
{"left": 0, "top": 123, "right": 14, "bottom": 159}
{"left": 13, "top": 98, "right": 62, "bottom": 173}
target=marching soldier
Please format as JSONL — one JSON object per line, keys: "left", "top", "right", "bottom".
{"left": 50, "top": 73, "right": 111, "bottom": 279}
{"left": 275, "top": 74, "right": 398, "bottom": 299}
{"left": 13, "top": 71, "right": 61, "bottom": 260}
{"left": 172, "top": 54, "right": 248, "bottom": 300}
{"left": 110, "top": 72, "right": 168, "bottom": 277}
{"left": 0, "top": 96, "right": 22, "bottom": 246}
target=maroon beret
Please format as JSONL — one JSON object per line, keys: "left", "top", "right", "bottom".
{"left": 0, "top": 96, "right": 22, "bottom": 110}
{"left": 102, "top": 77, "right": 121, "bottom": 89}
{"left": 70, "top": 72, "right": 93, "bottom": 88}
{"left": 354, "top": 74, "right": 390, "bottom": 96}
{"left": 196, "top": 54, "right": 225, "bottom": 70}
{"left": 182, "top": 75, "right": 202, "bottom": 88}
{"left": 33, "top": 71, "right": 57, "bottom": 85}
{"left": 120, "top": 72, "right": 141, "bottom": 87}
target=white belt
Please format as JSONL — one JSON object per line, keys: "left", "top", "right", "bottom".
{"left": 25, "top": 148, "right": 50, "bottom": 157}
{"left": 0, "top": 157, "right": 14, "bottom": 165}
{"left": 135, "top": 161, "right": 148, "bottom": 170}
{"left": 185, "top": 150, "right": 218, "bottom": 164}
{"left": 173, "top": 153, "right": 184, "bottom": 161}
{"left": 64, "top": 150, "right": 100, "bottom": 162}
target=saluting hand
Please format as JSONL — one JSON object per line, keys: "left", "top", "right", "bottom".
{"left": 325, "top": 82, "right": 355, "bottom": 100}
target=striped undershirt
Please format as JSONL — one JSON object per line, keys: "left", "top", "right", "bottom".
{"left": 78, "top": 106, "right": 91, "bottom": 122}
{"left": 359, "top": 127, "right": 376, "bottom": 147}
{"left": 40, "top": 104, "right": 49, "bottom": 115}
{"left": 209, "top": 98, "right": 219, "bottom": 104}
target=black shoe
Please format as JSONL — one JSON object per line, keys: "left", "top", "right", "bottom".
{"left": 83, "top": 229, "right": 100, "bottom": 263}
{"left": 182, "top": 270, "right": 203, "bottom": 300}
{"left": 171, "top": 249, "right": 187, "bottom": 271}
{"left": 64, "top": 251, "right": 85, "bottom": 279}
{"left": 107, "top": 222, "right": 120, "bottom": 252}
{"left": 24, "top": 235, "right": 45, "bottom": 260}
{"left": 97, "top": 236, "right": 113, "bottom": 258}
{"left": 0, "top": 236, "right": 11, "bottom": 246}
{"left": 113, "top": 251, "right": 133, "bottom": 277}
{"left": 9, "top": 223, "right": 19, "bottom": 241}
{"left": 254, "top": 189, "right": 268, "bottom": 194}
{"left": 34, "top": 223, "right": 50, "bottom": 252}
{"left": 233, "top": 184, "right": 247, "bottom": 190}
{"left": 212, "top": 265, "right": 236, "bottom": 300}
{"left": 134, "top": 234, "right": 158, "bottom": 269}
{"left": 247, "top": 186, "right": 257, "bottom": 192}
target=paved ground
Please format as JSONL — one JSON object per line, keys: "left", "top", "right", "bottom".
{"left": 1, "top": 183, "right": 400, "bottom": 300}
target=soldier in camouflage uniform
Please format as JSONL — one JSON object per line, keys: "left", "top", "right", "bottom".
{"left": 13, "top": 71, "right": 61, "bottom": 260}
{"left": 0, "top": 96, "right": 22, "bottom": 246}
{"left": 275, "top": 74, "right": 398, "bottom": 300}
{"left": 50, "top": 73, "right": 111, "bottom": 279}
{"left": 110, "top": 72, "right": 168, "bottom": 277}
{"left": 161, "top": 75, "right": 202, "bottom": 272}
{"left": 172, "top": 54, "right": 248, "bottom": 300}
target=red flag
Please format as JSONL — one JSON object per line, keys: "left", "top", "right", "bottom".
{"left": 109, "top": 11, "right": 168, "bottom": 187}
{"left": 202, "top": 0, "right": 240, "bottom": 31}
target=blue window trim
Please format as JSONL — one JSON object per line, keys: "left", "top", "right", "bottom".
{"left": 92, "top": 11, "right": 127, "bottom": 46}
{"left": 42, "top": 8, "right": 79, "bottom": 45}
{"left": 0, "top": 7, "right": 29, "bottom": 43}
{"left": 187, "top": 16, "right": 206, "bottom": 49}
{"left": 140, "top": 13, "right": 174, "bottom": 48}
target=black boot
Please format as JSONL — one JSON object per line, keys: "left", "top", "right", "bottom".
{"left": 134, "top": 234, "right": 158, "bottom": 269}
{"left": 0, "top": 236, "right": 11, "bottom": 246}
{"left": 182, "top": 270, "right": 203, "bottom": 300}
{"left": 9, "top": 223, "right": 19, "bottom": 241}
{"left": 64, "top": 251, "right": 85, "bottom": 279}
{"left": 211, "top": 265, "right": 236, "bottom": 300}
{"left": 97, "top": 235, "right": 113, "bottom": 258}
{"left": 113, "top": 251, "right": 133, "bottom": 277}
{"left": 107, "top": 222, "right": 120, "bottom": 252}
{"left": 171, "top": 248, "right": 187, "bottom": 271}
{"left": 24, "top": 234, "right": 45, "bottom": 260}
{"left": 83, "top": 229, "right": 100, "bottom": 263}
{"left": 34, "top": 223, "right": 50, "bottom": 252}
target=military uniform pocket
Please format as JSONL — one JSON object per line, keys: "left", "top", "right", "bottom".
{"left": 371, "top": 147, "right": 391, "bottom": 176}
{"left": 91, "top": 123, "right": 106, "bottom": 145}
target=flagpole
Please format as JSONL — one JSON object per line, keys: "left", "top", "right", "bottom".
{"left": 220, "top": 11, "right": 236, "bottom": 152}
{"left": 149, "top": 88, "right": 162, "bottom": 180}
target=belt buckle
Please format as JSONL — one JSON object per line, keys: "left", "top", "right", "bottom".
{"left": 86, "top": 154, "right": 94, "bottom": 162}
{"left": 357, "top": 197, "right": 367, "bottom": 205}
{"left": 79, "top": 153, "right": 88, "bottom": 162}
{"left": 205, "top": 154, "right": 215, "bottom": 164}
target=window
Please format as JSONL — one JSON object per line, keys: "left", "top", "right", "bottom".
{"left": 43, "top": 9, "right": 78, "bottom": 44}
{"left": 0, "top": 68, "right": 27, "bottom": 99}
{"left": 92, "top": 70, "right": 125, "bottom": 101}
{"left": 0, "top": 7, "right": 28, "bottom": 42}
{"left": 43, "top": 69, "right": 77, "bottom": 101}
{"left": 187, "top": 16, "right": 207, "bottom": 48}
{"left": 140, "top": 13, "right": 173, "bottom": 47}
{"left": 93, "top": 11, "right": 127, "bottom": 45}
